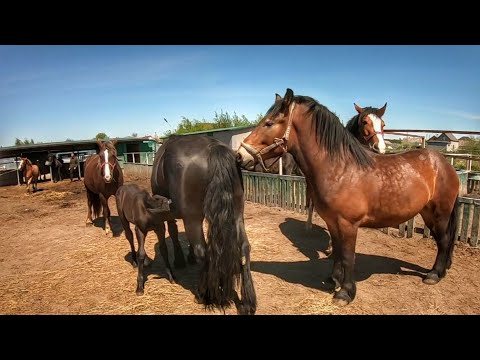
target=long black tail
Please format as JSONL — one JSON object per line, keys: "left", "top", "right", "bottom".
{"left": 201, "top": 144, "right": 243, "bottom": 311}
{"left": 447, "top": 196, "right": 459, "bottom": 269}
{"left": 87, "top": 189, "right": 102, "bottom": 219}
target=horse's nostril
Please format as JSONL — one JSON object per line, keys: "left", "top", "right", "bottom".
{"left": 236, "top": 153, "right": 242, "bottom": 163}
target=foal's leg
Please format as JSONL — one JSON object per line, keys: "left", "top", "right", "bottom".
{"left": 119, "top": 215, "right": 137, "bottom": 268}
{"left": 420, "top": 206, "right": 454, "bottom": 285}
{"left": 134, "top": 226, "right": 148, "bottom": 295}
{"left": 328, "top": 220, "right": 358, "bottom": 306}
{"left": 99, "top": 194, "right": 111, "bottom": 235}
{"left": 167, "top": 220, "right": 186, "bottom": 268}
{"left": 154, "top": 222, "right": 175, "bottom": 284}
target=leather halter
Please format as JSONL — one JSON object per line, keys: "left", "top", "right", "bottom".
{"left": 240, "top": 102, "right": 296, "bottom": 171}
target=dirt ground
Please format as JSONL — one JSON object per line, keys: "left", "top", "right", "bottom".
{"left": 1, "top": 175, "right": 479, "bottom": 315}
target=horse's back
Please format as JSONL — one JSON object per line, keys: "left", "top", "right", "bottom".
{"left": 151, "top": 135, "right": 227, "bottom": 218}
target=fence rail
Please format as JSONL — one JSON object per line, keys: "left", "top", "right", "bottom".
{"left": 242, "top": 171, "right": 480, "bottom": 247}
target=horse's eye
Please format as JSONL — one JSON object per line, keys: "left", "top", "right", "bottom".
{"left": 265, "top": 120, "right": 274, "bottom": 127}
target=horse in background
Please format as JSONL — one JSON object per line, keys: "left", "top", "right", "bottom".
{"left": 237, "top": 88, "right": 458, "bottom": 306}
{"left": 18, "top": 157, "right": 39, "bottom": 193}
{"left": 45, "top": 154, "right": 65, "bottom": 183}
{"left": 116, "top": 184, "right": 179, "bottom": 295}
{"left": 151, "top": 135, "right": 256, "bottom": 315}
{"left": 84, "top": 139, "right": 123, "bottom": 236}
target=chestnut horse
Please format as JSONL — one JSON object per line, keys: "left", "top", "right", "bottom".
{"left": 237, "top": 88, "right": 459, "bottom": 306}
{"left": 18, "top": 157, "right": 39, "bottom": 193}
{"left": 84, "top": 139, "right": 124, "bottom": 235}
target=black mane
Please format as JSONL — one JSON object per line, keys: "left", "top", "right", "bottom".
{"left": 291, "top": 96, "right": 374, "bottom": 168}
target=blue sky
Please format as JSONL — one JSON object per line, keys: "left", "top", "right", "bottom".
{"left": 1, "top": 45, "right": 479, "bottom": 147}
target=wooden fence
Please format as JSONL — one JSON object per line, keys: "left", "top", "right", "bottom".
{"left": 242, "top": 171, "right": 480, "bottom": 247}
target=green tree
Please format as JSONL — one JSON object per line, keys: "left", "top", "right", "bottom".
{"left": 15, "top": 138, "right": 22, "bottom": 146}
{"left": 65, "top": 138, "right": 74, "bottom": 141}
{"left": 30, "top": 138, "right": 34, "bottom": 144}
{"left": 131, "top": 132, "right": 138, "bottom": 138}
{"left": 23, "top": 138, "right": 30, "bottom": 145}
{"left": 95, "top": 132, "right": 108, "bottom": 139}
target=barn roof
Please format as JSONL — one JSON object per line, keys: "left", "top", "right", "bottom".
{"left": 0, "top": 137, "right": 158, "bottom": 160}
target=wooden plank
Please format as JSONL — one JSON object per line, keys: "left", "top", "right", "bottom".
{"left": 460, "top": 202, "right": 471, "bottom": 242}
{"left": 456, "top": 202, "right": 464, "bottom": 240}
{"left": 398, "top": 222, "right": 406, "bottom": 237}
{"left": 406, "top": 218, "right": 415, "bottom": 238}
{"left": 470, "top": 203, "right": 480, "bottom": 247}
{"left": 423, "top": 225, "right": 431, "bottom": 239}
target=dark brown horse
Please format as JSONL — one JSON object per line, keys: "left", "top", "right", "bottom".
{"left": 237, "top": 88, "right": 459, "bottom": 306}
{"left": 116, "top": 183, "right": 179, "bottom": 295}
{"left": 18, "top": 157, "right": 39, "bottom": 193}
{"left": 152, "top": 135, "right": 256, "bottom": 315}
{"left": 84, "top": 139, "right": 124, "bottom": 235}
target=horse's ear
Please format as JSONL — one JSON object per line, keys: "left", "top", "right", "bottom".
{"left": 283, "top": 88, "right": 294, "bottom": 107}
{"left": 111, "top": 139, "right": 118, "bottom": 147}
{"left": 275, "top": 93, "right": 282, "bottom": 102}
{"left": 354, "top": 103, "right": 363, "bottom": 114}
{"left": 376, "top": 102, "right": 387, "bottom": 118}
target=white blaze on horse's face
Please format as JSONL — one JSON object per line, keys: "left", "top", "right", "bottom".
{"left": 103, "top": 149, "right": 112, "bottom": 182}
{"left": 367, "top": 114, "right": 386, "bottom": 154}
{"left": 18, "top": 159, "right": 24, "bottom": 170}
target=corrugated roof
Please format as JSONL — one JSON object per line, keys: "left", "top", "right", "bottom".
{"left": 0, "top": 137, "right": 158, "bottom": 159}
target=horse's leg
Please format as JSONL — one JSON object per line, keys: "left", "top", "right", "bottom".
{"left": 26, "top": 177, "right": 32, "bottom": 193}
{"left": 134, "top": 226, "right": 147, "bottom": 295}
{"left": 85, "top": 190, "right": 94, "bottom": 225}
{"left": 328, "top": 220, "right": 358, "bottom": 306}
{"left": 183, "top": 218, "right": 208, "bottom": 304}
{"left": 167, "top": 220, "right": 186, "bottom": 268}
{"left": 99, "top": 194, "right": 111, "bottom": 236}
{"left": 420, "top": 204, "right": 455, "bottom": 285}
{"left": 236, "top": 220, "right": 257, "bottom": 315}
{"left": 154, "top": 222, "right": 175, "bottom": 283}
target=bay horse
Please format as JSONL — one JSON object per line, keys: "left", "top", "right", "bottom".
{"left": 18, "top": 157, "right": 39, "bottom": 193}
{"left": 116, "top": 183, "right": 179, "bottom": 294}
{"left": 151, "top": 134, "right": 257, "bottom": 315}
{"left": 84, "top": 139, "right": 124, "bottom": 236}
{"left": 45, "top": 154, "right": 64, "bottom": 183}
{"left": 306, "top": 102, "right": 389, "bottom": 254}
{"left": 237, "top": 88, "right": 459, "bottom": 306}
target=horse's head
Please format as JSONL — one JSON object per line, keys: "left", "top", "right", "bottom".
{"left": 18, "top": 157, "right": 28, "bottom": 171}
{"left": 97, "top": 139, "right": 118, "bottom": 183}
{"left": 45, "top": 154, "right": 55, "bottom": 166}
{"left": 237, "top": 88, "right": 297, "bottom": 171}
{"left": 146, "top": 194, "right": 171, "bottom": 213}
{"left": 353, "top": 103, "right": 387, "bottom": 154}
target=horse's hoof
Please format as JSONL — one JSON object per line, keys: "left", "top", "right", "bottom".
{"left": 143, "top": 257, "right": 152, "bottom": 267}
{"left": 333, "top": 289, "right": 352, "bottom": 307}
{"left": 136, "top": 290, "right": 144, "bottom": 296}
{"left": 423, "top": 272, "right": 440, "bottom": 285}
{"left": 332, "top": 297, "right": 350, "bottom": 307}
